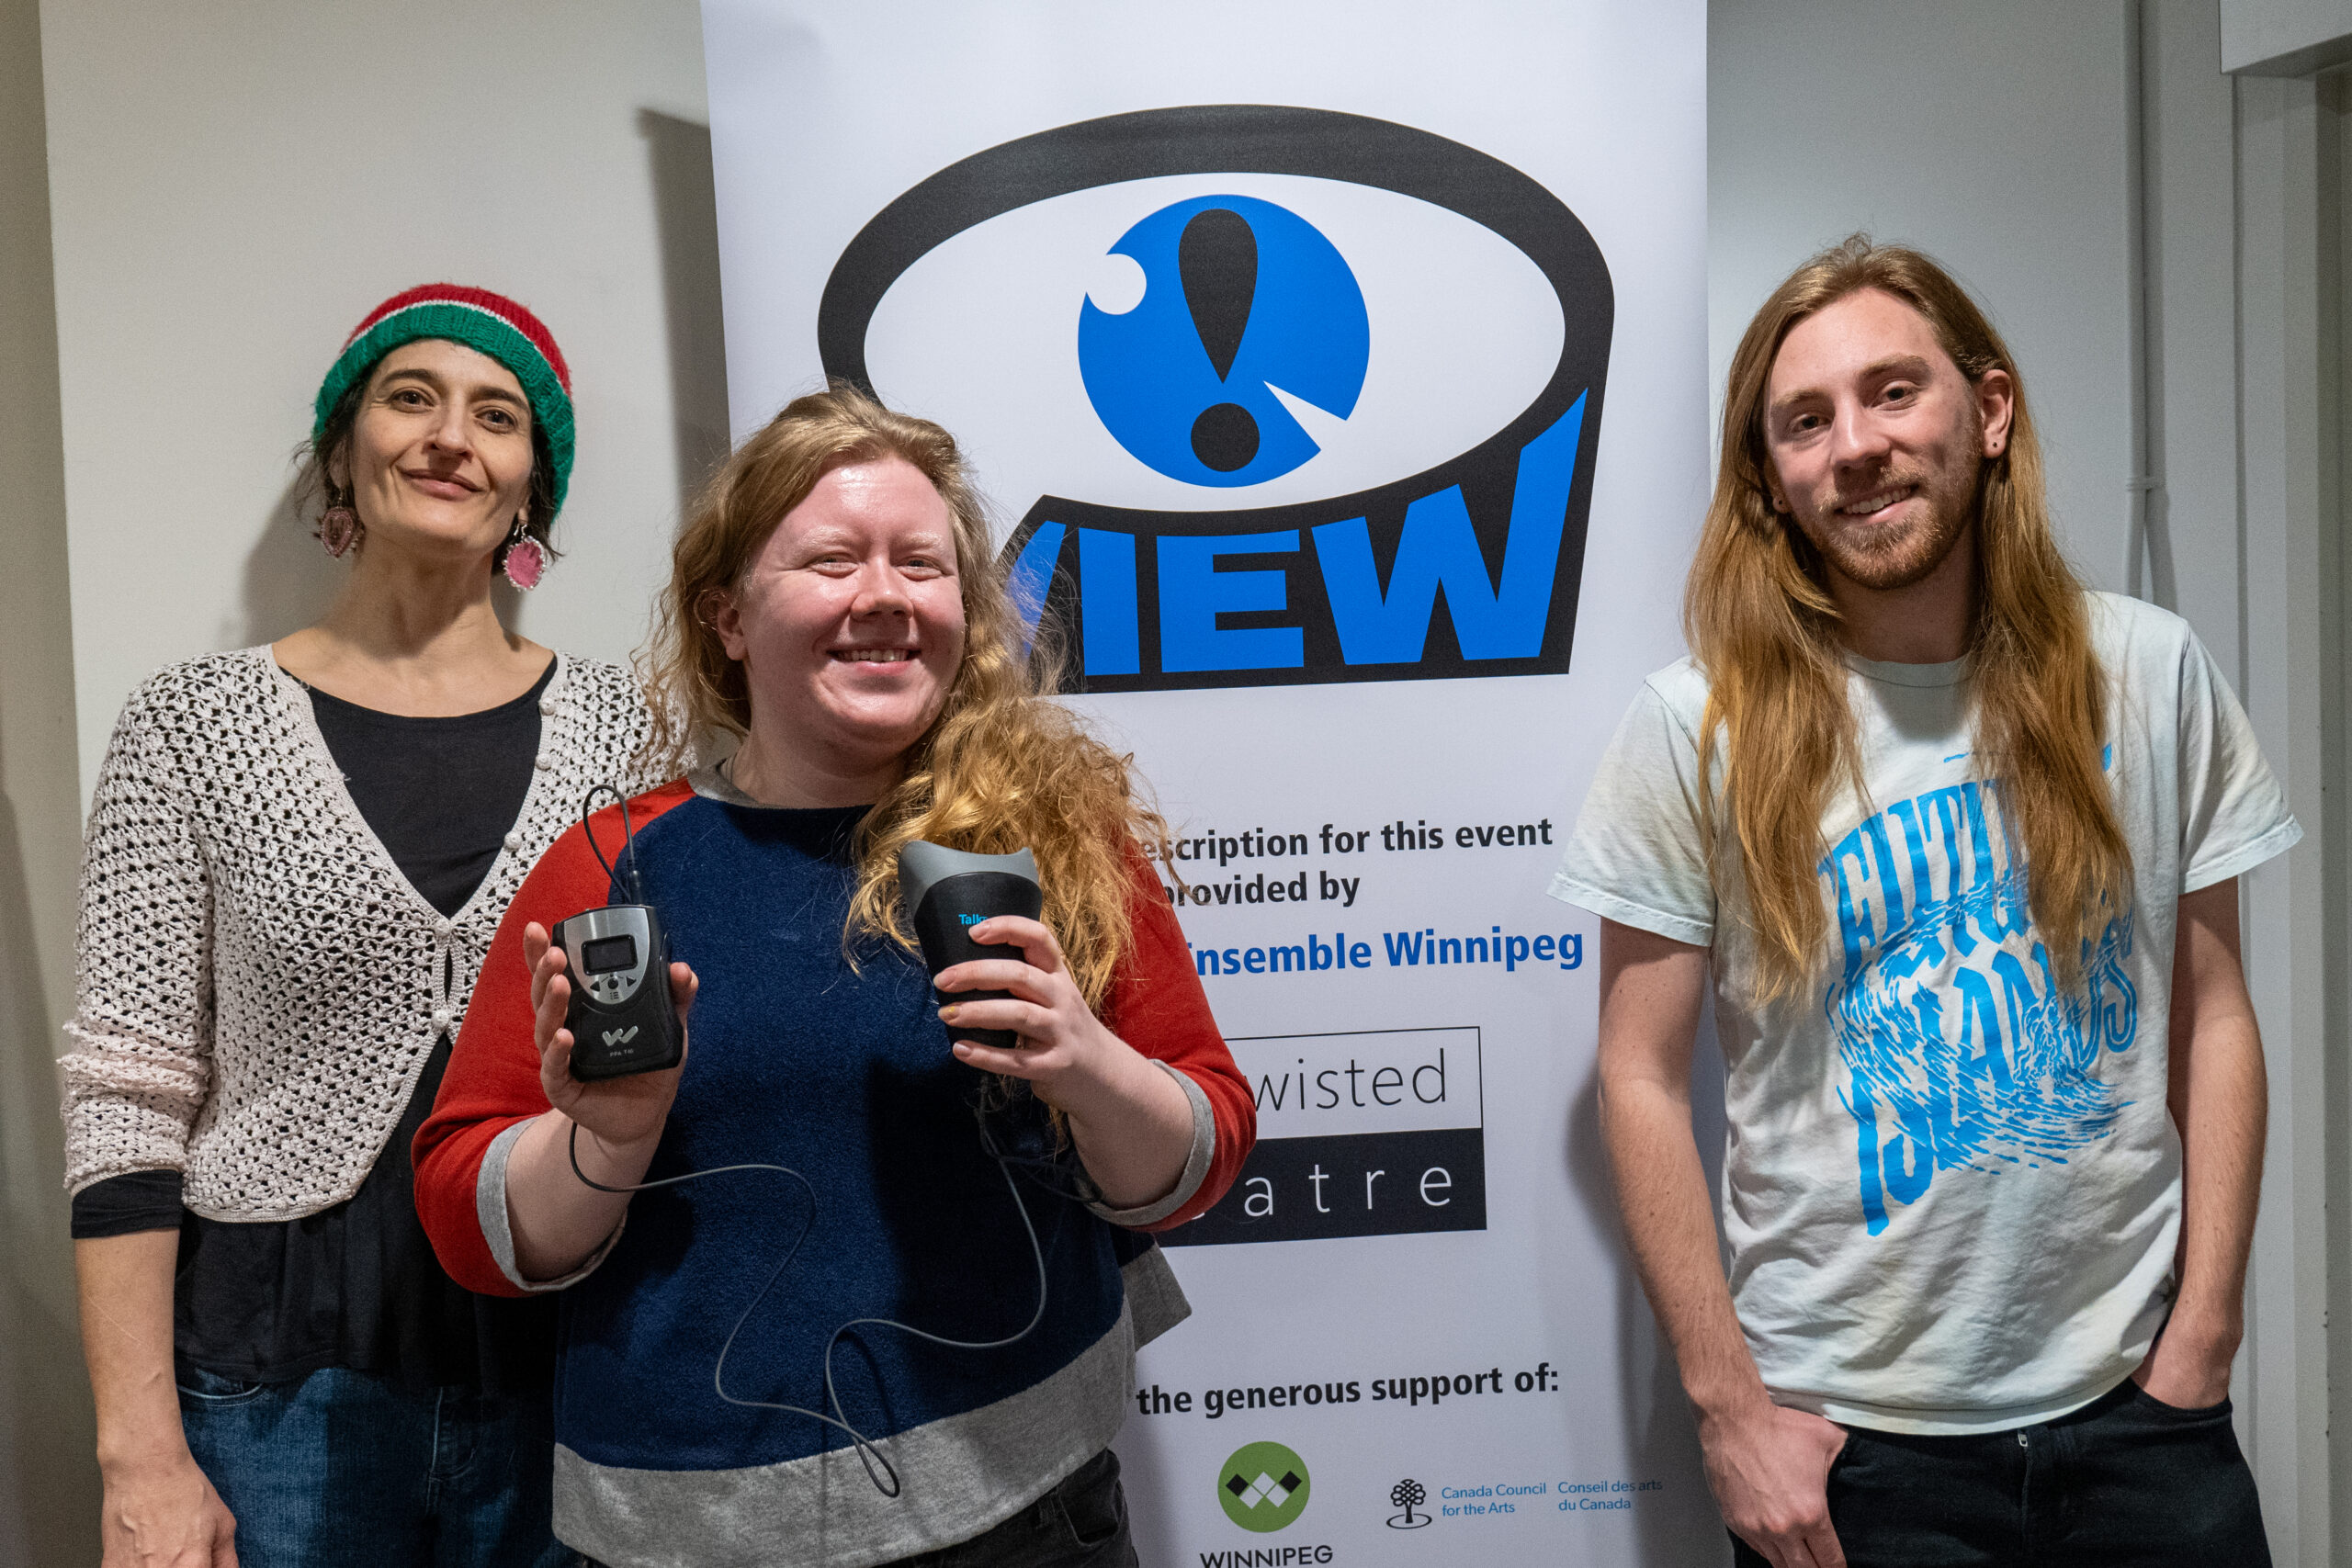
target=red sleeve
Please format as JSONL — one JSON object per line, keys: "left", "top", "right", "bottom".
{"left": 1098, "top": 845, "right": 1255, "bottom": 1231}
{"left": 413, "top": 780, "right": 696, "bottom": 1296}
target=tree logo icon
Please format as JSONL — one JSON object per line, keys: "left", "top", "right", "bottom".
{"left": 1387, "top": 1478, "right": 1431, "bottom": 1529}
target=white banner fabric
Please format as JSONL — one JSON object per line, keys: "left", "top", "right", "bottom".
{"left": 698, "top": 4, "right": 1716, "bottom": 1562}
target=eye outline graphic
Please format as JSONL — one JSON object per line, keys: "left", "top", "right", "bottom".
{"left": 817, "top": 105, "right": 1613, "bottom": 694}
{"left": 865, "top": 175, "right": 1556, "bottom": 513}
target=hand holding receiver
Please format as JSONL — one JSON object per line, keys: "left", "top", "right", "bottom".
{"left": 558, "top": 783, "right": 684, "bottom": 1080}
{"left": 900, "top": 840, "right": 1127, "bottom": 1099}
{"left": 526, "top": 921, "right": 696, "bottom": 1161}
{"left": 555, "top": 902, "right": 684, "bottom": 1079}
{"left": 900, "top": 841, "right": 1044, "bottom": 1051}
{"left": 932, "top": 914, "right": 1154, "bottom": 1116}
{"left": 902, "top": 840, "right": 1193, "bottom": 1210}
{"left": 933, "top": 912, "right": 1194, "bottom": 1211}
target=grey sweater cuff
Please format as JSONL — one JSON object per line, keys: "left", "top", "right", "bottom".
{"left": 1087, "top": 1062, "right": 1216, "bottom": 1229}
{"left": 480, "top": 1118, "right": 627, "bottom": 1292}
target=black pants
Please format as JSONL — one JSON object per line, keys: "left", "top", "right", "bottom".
{"left": 1732, "top": 1381, "right": 2270, "bottom": 1567}
{"left": 575, "top": 1447, "right": 1133, "bottom": 1568}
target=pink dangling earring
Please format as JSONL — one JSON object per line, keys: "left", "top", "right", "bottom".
{"left": 316, "top": 495, "right": 360, "bottom": 558}
{"left": 501, "top": 513, "right": 547, "bottom": 591}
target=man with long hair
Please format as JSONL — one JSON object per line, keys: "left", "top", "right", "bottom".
{"left": 1553, "top": 237, "right": 2294, "bottom": 1566}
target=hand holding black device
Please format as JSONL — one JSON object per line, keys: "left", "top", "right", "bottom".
{"left": 560, "top": 785, "right": 684, "bottom": 1079}
{"left": 899, "top": 841, "right": 1044, "bottom": 1050}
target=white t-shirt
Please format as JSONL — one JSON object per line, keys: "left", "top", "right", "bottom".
{"left": 1551, "top": 592, "right": 2299, "bottom": 1435}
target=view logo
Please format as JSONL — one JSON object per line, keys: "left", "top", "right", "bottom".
{"left": 1218, "top": 1441, "right": 1312, "bottom": 1533}
{"left": 819, "top": 105, "right": 1614, "bottom": 692}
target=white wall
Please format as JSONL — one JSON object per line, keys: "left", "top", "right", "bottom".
{"left": 1710, "top": 0, "right": 2136, "bottom": 604}
{"left": 2231, "top": 62, "right": 2349, "bottom": 1565}
{"left": 2223, "top": 0, "right": 2352, "bottom": 73}
{"left": 0, "top": 0, "right": 96, "bottom": 1559}
{"left": 38, "top": 0, "right": 728, "bottom": 804}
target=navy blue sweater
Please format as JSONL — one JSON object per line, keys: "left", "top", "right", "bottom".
{"left": 419, "top": 773, "right": 1249, "bottom": 1567}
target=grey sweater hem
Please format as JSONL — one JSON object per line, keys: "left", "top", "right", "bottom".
{"left": 552, "top": 1250, "right": 1180, "bottom": 1568}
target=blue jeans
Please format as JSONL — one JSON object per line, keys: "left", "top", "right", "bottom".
{"left": 178, "top": 1364, "right": 565, "bottom": 1568}
{"left": 574, "top": 1446, "right": 1133, "bottom": 1568}
{"left": 1730, "top": 1380, "right": 2270, "bottom": 1567}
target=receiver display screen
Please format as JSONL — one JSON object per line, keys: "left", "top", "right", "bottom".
{"left": 581, "top": 934, "right": 639, "bottom": 975}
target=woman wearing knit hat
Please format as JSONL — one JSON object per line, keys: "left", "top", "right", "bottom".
{"left": 62, "top": 285, "right": 667, "bottom": 1568}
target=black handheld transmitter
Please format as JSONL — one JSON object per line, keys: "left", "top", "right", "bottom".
{"left": 560, "top": 787, "right": 683, "bottom": 1080}
{"left": 899, "top": 841, "right": 1043, "bottom": 1051}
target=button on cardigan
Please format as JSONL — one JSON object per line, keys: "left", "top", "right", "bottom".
{"left": 61, "top": 647, "right": 668, "bottom": 1221}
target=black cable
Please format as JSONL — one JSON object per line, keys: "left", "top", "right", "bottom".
{"left": 975, "top": 1110, "right": 1105, "bottom": 1206}
{"left": 565, "top": 1121, "right": 1049, "bottom": 1497}
{"left": 578, "top": 784, "right": 641, "bottom": 902}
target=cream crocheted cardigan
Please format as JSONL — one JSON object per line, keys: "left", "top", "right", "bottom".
{"left": 61, "top": 648, "right": 666, "bottom": 1221}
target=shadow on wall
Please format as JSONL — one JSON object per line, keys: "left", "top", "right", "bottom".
{"left": 1560, "top": 1007, "right": 1733, "bottom": 1565}
{"left": 0, "top": 734, "right": 101, "bottom": 1564}
{"left": 233, "top": 478, "right": 541, "bottom": 649}
{"left": 232, "top": 474, "right": 344, "bottom": 649}
{"left": 640, "top": 107, "right": 731, "bottom": 508}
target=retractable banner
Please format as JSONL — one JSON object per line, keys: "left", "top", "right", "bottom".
{"left": 699, "top": 4, "right": 1713, "bottom": 1561}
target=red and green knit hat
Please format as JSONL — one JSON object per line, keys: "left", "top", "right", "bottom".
{"left": 312, "top": 284, "right": 576, "bottom": 513}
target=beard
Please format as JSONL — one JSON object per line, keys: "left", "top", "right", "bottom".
{"left": 1792, "top": 468, "right": 1976, "bottom": 592}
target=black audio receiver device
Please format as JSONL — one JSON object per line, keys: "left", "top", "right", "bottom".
{"left": 899, "top": 841, "right": 1043, "bottom": 1051}
{"left": 559, "top": 786, "right": 683, "bottom": 1080}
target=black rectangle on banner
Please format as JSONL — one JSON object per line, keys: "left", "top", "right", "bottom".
{"left": 1162, "top": 1127, "right": 1486, "bottom": 1247}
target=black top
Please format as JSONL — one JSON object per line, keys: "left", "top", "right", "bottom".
{"left": 71, "top": 659, "right": 560, "bottom": 1394}
{"left": 312, "top": 662, "right": 556, "bottom": 919}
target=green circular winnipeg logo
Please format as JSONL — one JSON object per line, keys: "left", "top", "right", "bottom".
{"left": 1218, "top": 1441, "right": 1311, "bottom": 1533}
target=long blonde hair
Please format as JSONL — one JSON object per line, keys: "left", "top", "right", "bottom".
{"left": 641, "top": 384, "right": 1168, "bottom": 1008}
{"left": 1689, "top": 236, "right": 2130, "bottom": 1000}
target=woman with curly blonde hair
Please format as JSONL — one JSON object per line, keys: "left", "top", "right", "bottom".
{"left": 415, "top": 385, "right": 1253, "bottom": 1568}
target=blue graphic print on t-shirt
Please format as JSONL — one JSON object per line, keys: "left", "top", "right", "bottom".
{"left": 1819, "top": 778, "right": 2137, "bottom": 1235}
